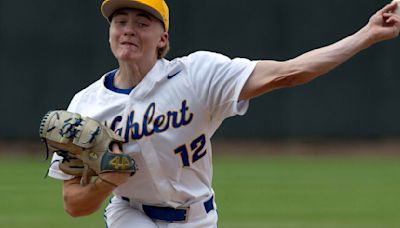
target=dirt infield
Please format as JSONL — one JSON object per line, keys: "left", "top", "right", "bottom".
{"left": 1, "top": 139, "right": 400, "bottom": 156}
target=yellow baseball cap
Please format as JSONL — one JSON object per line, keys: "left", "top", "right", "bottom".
{"left": 101, "top": 0, "right": 169, "bottom": 32}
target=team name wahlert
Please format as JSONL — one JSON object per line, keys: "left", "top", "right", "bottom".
{"left": 107, "top": 100, "right": 193, "bottom": 142}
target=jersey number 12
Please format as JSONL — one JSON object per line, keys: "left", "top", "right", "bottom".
{"left": 174, "top": 134, "right": 207, "bottom": 167}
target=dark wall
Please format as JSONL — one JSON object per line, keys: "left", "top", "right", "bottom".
{"left": 1, "top": 0, "right": 399, "bottom": 139}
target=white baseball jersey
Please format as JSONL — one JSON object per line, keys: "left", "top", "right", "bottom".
{"left": 48, "top": 51, "right": 257, "bottom": 208}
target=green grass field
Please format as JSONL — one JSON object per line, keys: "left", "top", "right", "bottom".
{"left": 1, "top": 155, "right": 399, "bottom": 228}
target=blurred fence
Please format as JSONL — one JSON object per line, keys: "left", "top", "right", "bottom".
{"left": 1, "top": 0, "right": 399, "bottom": 139}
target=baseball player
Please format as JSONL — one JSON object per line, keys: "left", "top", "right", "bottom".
{"left": 47, "top": 0, "right": 400, "bottom": 227}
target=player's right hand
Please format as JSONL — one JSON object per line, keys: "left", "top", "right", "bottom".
{"left": 364, "top": 1, "right": 400, "bottom": 44}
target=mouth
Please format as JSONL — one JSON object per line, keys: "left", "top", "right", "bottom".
{"left": 120, "top": 41, "right": 138, "bottom": 48}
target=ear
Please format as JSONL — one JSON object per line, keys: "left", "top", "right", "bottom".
{"left": 157, "top": 32, "right": 169, "bottom": 49}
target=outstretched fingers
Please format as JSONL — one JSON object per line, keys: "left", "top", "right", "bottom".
{"left": 384, "top": 13, "right": 400, "bottom": 24}
{"left": 380, "top": 1, "right": 398, "bottom": 15}
{"left": 377, "top": 1, "right": 400, "bottom": 37}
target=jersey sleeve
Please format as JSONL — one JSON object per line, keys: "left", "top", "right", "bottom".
{"left": 184, "top": 51, "right": 257, "bottom": 121}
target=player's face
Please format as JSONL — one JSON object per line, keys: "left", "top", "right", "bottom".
{"left": 109, "top": 9, "right": 168, "bottom": 62}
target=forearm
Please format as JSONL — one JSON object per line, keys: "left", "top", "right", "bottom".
{"left": 286, "top": 0, "right": 400, "bottom": 83}
{"left": 63, "top": 177, "right": 115, "bottom": 217}
{"left": 241, "top": 27, "right": 373, "bottom": 99}
{"left": 243, "top": 1, "right": 400, "bottom": 100}
{"left": 286, "top": 26, "right": 372, "bottom": 83}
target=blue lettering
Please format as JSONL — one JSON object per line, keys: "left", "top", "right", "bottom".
{"left": 153, "top": 114, "right": 168, "bottom": 133}
{"left": 168, "top": 111, "right": 180, "bottom": 128}
{"left": 181, "top": 100, "right": 193, "bottom": 125}
{"left": 110, "top": 116, "right": 122, "bottom": 131}
{"left": 113, "top": 100, "right": 195, "bottom": 142}
{"left": 142, "top": 103, "right": 155, "bottom": 136}
{"left": 125, "top": 111, "right": 142, "bottom": 141}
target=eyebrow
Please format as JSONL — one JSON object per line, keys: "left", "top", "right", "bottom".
{"left": 112, "top": 9, "right": 153, "bottom": 21}
{"left": 136, "top": 12, "right": 152, "bottom": 21}
{"left": 113, "top": 11, "right": 128, "bottom": 17}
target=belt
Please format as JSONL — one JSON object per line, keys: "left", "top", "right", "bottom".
{"left": 121, "top": 196, "right": 214, "bottom": 222}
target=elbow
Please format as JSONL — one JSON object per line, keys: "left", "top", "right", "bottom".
{"left": 64, "top": 196, "right": 85, "bottom": 217}
{"left": 65, "top": 207, "right": 84, "bottom": 218}
{"left": 272, "top": 72, "right": 314, "bottom": 88}
{"left": 64, "top": 203, "right": 98, "bottom": 218}
{"left": 273, "top": 61, "right": 319, "bottom": 88}
{"left": 63, "top": 195, "right": 98, "bottom": 217}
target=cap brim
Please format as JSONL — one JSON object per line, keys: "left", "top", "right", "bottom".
{"left": 101, "top": 0, "right": 163, "bottom": 23}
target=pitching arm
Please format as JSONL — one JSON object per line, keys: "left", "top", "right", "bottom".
{"left": 240, "top": 1, "right": 400, "bottom": 100}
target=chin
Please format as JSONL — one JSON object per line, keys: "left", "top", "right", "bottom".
{"left": 117, "top": 53, "right": 142, "bottom": 62}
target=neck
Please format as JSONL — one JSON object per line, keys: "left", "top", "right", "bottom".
{"left": 114, "top": 58, "right": 158, "bottom": 89}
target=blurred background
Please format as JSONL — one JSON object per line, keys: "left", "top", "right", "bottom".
{"left": 2, "top": 0, "right": 400, "bottom": 140}
{"left": 1, "top": 0, "right": 400, "bottom": 227}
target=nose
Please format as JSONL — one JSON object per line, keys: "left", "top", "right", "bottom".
{"left": 123, "top": 22, "right": 136, "bottom": 36}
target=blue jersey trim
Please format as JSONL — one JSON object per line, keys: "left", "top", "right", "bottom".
{"left": 104, "top": 69, "right": 134, "bottom": 95}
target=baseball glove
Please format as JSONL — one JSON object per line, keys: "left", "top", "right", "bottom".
{"left": 40, "top": 110, "right": 137, "bottom": 186}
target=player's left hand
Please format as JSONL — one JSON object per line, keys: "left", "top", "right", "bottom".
{"left": 364, "top": 1, "right": 400, "bottom": 44}
{"left": 40, "top": 110, "right": 137, "bottom": 186}
{"left": 97, "top": 143, "right": 132, "bottom": 188}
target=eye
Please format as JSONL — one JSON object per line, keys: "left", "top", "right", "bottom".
{"left": 112, "top": 15, "right": 128, "bottom": 25}
{"left": 116, "top": 19, "right": 127, "bottom": 25}
{"left": 137, "top": 22, "right": 148, "bottom": 28}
